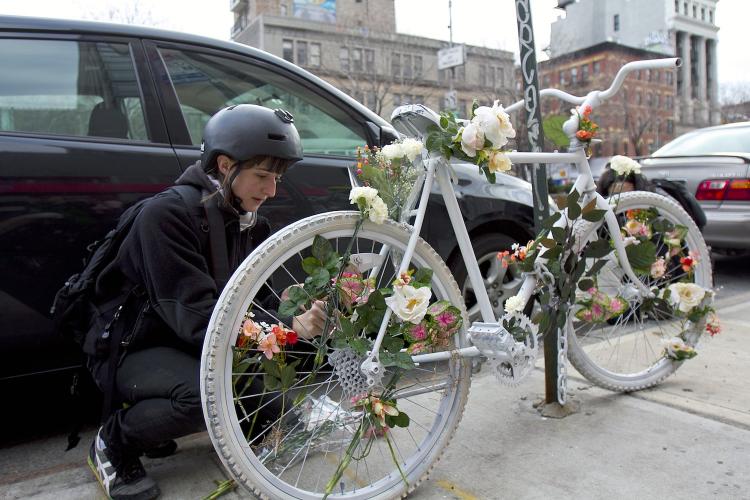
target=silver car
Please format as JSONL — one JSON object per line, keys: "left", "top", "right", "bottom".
{"left": 640, "top": 122, "right": 750, "bottom": 251}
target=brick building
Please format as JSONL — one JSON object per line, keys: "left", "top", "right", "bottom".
{"left": 229, "top": 0, "right": 516, "bottom": 119}
{"left": 539, "top": 42, "right": 678, "bottom": 157}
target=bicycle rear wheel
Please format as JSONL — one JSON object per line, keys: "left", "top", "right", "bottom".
{"left": 201, "top": 211, "right": 471, "bottom": 499}
{"left": 566, "top": 191, "right": 713, "bottom": 391}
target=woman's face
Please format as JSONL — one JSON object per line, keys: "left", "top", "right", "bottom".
{"left": 218, "top": 156, "right": 281, "bottom": 212}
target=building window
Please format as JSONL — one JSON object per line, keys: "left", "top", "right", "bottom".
{"left": 559, "top": 70, "right": 566, "bottom": 85}
{"left": 365, "top": 49, "right": 375, "bottom": 73}
{"left": 340, "top": 47, "right": 349, "bottom": 71}
{"left": 674, "top": 0, "right": 679, "bottom": 12}
{"left": 543, "top": 75, "right": 551, "bottom": 87}
{"left": 683, "top": 2, "right": 688, "bottom": 15}
{"left": 571, "top": 67, "right": 578, "bottom": 85}
{"left": 646, "top": 69, "right": 652, "bottom": 81}
{"left": 655, "top": 94, "right": 660, "bottom": 108}
{"left": 636, "top": 92, "right": 642, "bottom": 105}
{"left": 581, "top": 64, "right": 589, "bottom": 82}
{"left": 296, "top": 41, "right": 308, "bottom": 66}
{"left": 593, "top": 60, "right": 601, "bottom": 74}
{"left": 403, "top": 54, "right": 412, "bottom": 78}
{"left": 667, "top": 119, "right": 674, "bottom": 134}
{"left": 309, "top": 42, "right": 321, "bottom": 67}
{"left": 666, "top": 95, "right": 673, "bottom": 109}
{"left": 635, "top": 69, "right": 641, "bottom": 80}
{"left": 280, "top": 3, "right": 287, "bottom": 15}
{"left": 613, "top": 14, "right": 620, "bottom": 31}
{"left": 692, "top": 4, "right": 697, "bottom": 17}
{"left": 352, "top": 48, "right": 362, "bottom": 72}
{"left": 414, "top": 55, "right": 423, "bottom": 76}
{"left": 479, "top": 65, "right": 487, "bottom": 86}
{"left": 282, "top": 39, "right": 294, "bottom": 62}
{"left": 496, "top": 67, "right": 505, "bottom": 87}
{"left": 701, "top": 7, "right": 706, "bottom": 20}
{"left": 646, "top": 93, "right": 652, "bottom": 106}
{"left": 391, "top": 53, "right": 401, "bottom": 77}
{"left": 653, "top": 70, "right": 660, "bottom": 83}
{"left": 709, "top": 9, "right": 714, "bottom": 23}
{"left": 666, "top": 71, "right": 674, "bottom": 85}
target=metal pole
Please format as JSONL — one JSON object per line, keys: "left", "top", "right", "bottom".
{"left": 514, "top": 0, "right": 561, "bottom": 405}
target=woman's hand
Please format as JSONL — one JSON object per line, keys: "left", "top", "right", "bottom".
{"left": 292, "top": 300, "right": 328, "bottom": 340}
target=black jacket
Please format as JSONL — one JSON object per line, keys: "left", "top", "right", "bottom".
{"left": 83, "top": 162, "right": 271, "bottom": 358}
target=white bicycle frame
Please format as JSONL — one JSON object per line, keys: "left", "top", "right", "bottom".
{"left": 359, "top": 57, "right": 681, "bottom": 378}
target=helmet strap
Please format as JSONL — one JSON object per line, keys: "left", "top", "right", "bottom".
{"left": 227, "top": 163, "right": 248, "bottom": 214}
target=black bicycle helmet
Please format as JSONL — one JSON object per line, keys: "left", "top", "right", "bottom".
{"left": 200, "top": 104, "right": 303, "bottom": 172}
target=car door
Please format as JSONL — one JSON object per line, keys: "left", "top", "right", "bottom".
{"left": 0, "top": 34, "right": 181, "bottom": 379}
{"left": 143, "top": 41, "right": 373, "bottom": 232}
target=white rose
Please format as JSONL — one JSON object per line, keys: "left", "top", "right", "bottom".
{"left": 488, "top": 150, "right": 512, "bottom": 173}
{"left": 400, "top": 138, "right": 424, "bottom": 162}
{"left": 368, "top": 195, "right": 388, "bottom": 224}
{"left": 381, "top": 143, "right": 404, "bottom": 160}
{"left": 349, "top": 186, "right": 379, "bottom": 205}
{"left": 610, "top": 155, "right": 642, "bottom": 176}
{"left": 504, "top": 294, "right": 525, "bottom": 314}
{"left": 385, "top": 284, "right": 432, "bottom": 324}
{"left": 472, "top": 100, "right": 515, "bottom": 148}
{"left": 667, "top": 282, "right": 706, "bottom": 313}
{"left": 460, "top": 122, "right": 485, "bottom": 157}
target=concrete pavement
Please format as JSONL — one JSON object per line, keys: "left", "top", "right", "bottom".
{"left": 2, "top": 294, "right": 748, "bottom": 500}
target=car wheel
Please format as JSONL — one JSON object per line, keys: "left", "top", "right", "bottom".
{"left": 451, "top": 232, "right": 526, "bottom": 324}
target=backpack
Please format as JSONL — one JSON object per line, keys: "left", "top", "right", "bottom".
{"left": 49, "top": 184, "right": 226, "bottom": 347}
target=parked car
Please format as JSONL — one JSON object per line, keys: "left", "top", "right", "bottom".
{"left": 640, "top": 122, "right": 750, "bottom": 252}
{"left": 0, "top": 15, "right": 535, "bottom": 384}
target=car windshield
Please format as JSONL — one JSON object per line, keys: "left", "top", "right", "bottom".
{"left": 653, "top": 126, "right": 750, "bottom": 156}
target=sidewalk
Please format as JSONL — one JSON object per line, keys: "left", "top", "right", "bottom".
{"left": 2, "top": 296, "right": 748, "bottom": 500}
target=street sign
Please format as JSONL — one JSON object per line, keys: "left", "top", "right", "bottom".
{"left": 437, "top": 45, "right": 465, "bottom": 70}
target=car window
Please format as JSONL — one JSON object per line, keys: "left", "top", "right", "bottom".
{"left": 654, "top": 126, "right": 750, "bottom": 156}
{"left": 157, "top": 47, "right": 365, "bottom": 156}
{"left": 0, "top": 38, "right": 147, "bottom": 140}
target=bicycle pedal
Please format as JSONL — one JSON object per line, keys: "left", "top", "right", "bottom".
{"left": 467, "top": 322, "right": 514, "bottom": 359}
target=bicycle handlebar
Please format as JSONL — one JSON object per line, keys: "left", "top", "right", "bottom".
{"left": 506, "top": 57, "right": 680, "bottom": 112}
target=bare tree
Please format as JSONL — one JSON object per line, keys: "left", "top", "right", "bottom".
{"left": 719, "top": 81, "right": 750, "bottom": 123}
{"left": 621, "top": 88, "right": 653, "bottom": 156}
{"left": 81, "top": 0, "right": 163, "bottom": 26}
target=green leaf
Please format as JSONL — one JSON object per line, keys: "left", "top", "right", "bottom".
{"left": 585, "top": 259, "right": 609, "bottom": 277}
{"left": 583, "top": 209, "right": 606, "bottom": 222}
{"left": 279, "top": 299, "right": 300, "bottom": 318}
{"left": 311, "top": 235, "right": 333, "bottom": 263}
{"left": 280, "top": 363, "right": 297, "bottom": 391}
{"left": 439, "top": 115, "right": 449, "bottom": 129}
{"left": 581, "top": 197, "right": 597, "bottom": 215}
{"left": 288, "top": 285, "right": 308, "bottom": 303}
{"left": 301, "top": 256, "right": 321, "bottom": 275}
{"left": 261, "top": 358, "right": 282, "bottom": 378}
{"left": 426, "top": 132, "right": 441, "bottom": 152}
{"left": 583, "top": 239, "right": 612, "bottom": 259}
{"left": 551, "top": 227, "right": 566, "bottom": 243}
{"left": 542, "top": 211, "right": 563, "bottom": 229}
{"left": 412, "top": 267, "right": 433, "bottom": 287}
{"left": 387, "top": 411, "right": 410, "bottom": 428}
{"left": 578, "top": 278, "right": 594, "bottom": 291}
{"left": 263, "top": 373, "right": 281, "bottom": 391}
{"left": 567, "top": 201, "right": 581, "bottom": 220}
{"left": 348, "top": 337, "right": 370, "bottom": 355}
{"left": 542, "top": 245, "right": 563, "bottom": 261}
{"left": 625, "top": 240, "right": 657, "bottom": 272}
{"left": 540, "top": 238, "right": 557, "bottom": 249}
{"left": 308, "top": 267, "right": 331, "bottom": 288}
{"left": 566, "top": 189, "right": 581, "bottom": 207}
{"left": 382, "top": 335, "right": 405, "bottom": 353}
{"left": 555, "top": 196, "right": 568, "bottom": 210}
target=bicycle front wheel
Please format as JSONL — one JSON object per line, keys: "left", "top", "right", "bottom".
{"left": 201, "top": 211, "right": 471, "bottom": 499}
{"left": 567, "top": 191, "right": 713, "bottom": 391}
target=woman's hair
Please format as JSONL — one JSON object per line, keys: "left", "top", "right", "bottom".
{"left": 596, "top": 165, "right": 654, "bottom": 196}
{"left": 208, "top": 154, "right": 297, "bottom": 210}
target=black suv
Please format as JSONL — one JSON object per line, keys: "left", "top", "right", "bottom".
{"left": 0, "top": 16, "right": 534, "bottom": 385}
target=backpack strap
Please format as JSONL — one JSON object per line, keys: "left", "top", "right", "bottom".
{"left": 171, "top": 185, "right": 230, "bottom": 291}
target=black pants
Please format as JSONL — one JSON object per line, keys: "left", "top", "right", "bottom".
{"left": 100, "top": 346, "right": 204, "bottom": 455}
